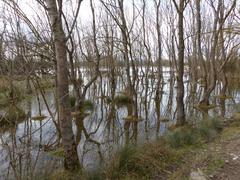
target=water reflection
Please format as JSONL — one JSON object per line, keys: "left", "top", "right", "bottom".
{"left": 0, "top": 67, "right": 239, "bottom": 178}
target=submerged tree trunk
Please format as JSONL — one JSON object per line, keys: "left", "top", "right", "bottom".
{"left": 45, "top": 0, "right": 80, "bottom": 171}
{"left": 154, "top": 0, "right": 163, "bottom": 136}
{"left": 173, "top": 0, "right": 186, "bottom": 126}
{"left": 199, "top": 0, "right": 236, "bottom": 105}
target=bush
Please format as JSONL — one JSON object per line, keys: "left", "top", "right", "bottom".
{"left": 197, "top": 118, "right": 223, "bottom": 142}
{"left": 165, "top": 127, "right": 199, "bottom": 148}
{"left": 198, "top": 124, "right": 217, "bottom": 142}
{"left": 165, "top": 118, "right": 223, "bottom": 148}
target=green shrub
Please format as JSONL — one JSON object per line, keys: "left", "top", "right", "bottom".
{"left": 165, "top": 129, "right": 182, "bottom": 148}
{"left": 0, "top": 84, "right": 23, "bottom": 107}
{"left": 210, "top": 117, "right": 223, "bottom": 132}
{"left": 182, "top": 128, "right": 197, "bottom": 145}
{"left": 114, "top": 95, "right": 132, "bottom": 107}
{"left": 197, "top": 118, "right": 223, "bottom": 142}
{"left": 165, "top": 127, "right": 199, "bottom": 148}
{"left": 106, "top": 142, "right": 182, "bottom": 179}
{"left": 109, "top": 145, "right": 137, "bottom": 178}
{"left": 0, "top": 105, "right": 26, "bottom": 127}
{"left": 198, "top": 125, "right": 217, "bottom": 142}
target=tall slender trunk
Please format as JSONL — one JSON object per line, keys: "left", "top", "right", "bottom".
{"left": 45, "top": 0, "right": 80, "bottom": 171}
{"left": 219, "top": 1, "right": 228, "bottom": 97}
{"left": 196, "top": 0, "right": 207, "bottom": 92}
{"left": 154, "top": 0, "right": 163, "bottom": 136}
{"left": 175, "top": 0, "right": 186, "bottom": 126}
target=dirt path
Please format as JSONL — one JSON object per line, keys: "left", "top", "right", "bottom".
{"left": 190, "top": 120, "right": 240, "bottom": 180}
{"left": 210, "top": 126, "right": 240, "bottom": 180}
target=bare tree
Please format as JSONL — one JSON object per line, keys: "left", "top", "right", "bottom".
{"left": 44, "top": 0, "right": 80, "bottom": 171}
{"left": 172, "top": 0, "right": 189, "bottom": 126}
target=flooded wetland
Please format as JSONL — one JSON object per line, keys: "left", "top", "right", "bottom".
{"left": 0, "top": 0, "right": 239, "bottom": 179}
{"left": 0, "top": 67, "right": 240, "bottom": 179}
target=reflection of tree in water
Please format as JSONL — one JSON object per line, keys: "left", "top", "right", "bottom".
{"left": 0, "top": 69, "right": 239, "bottom": 176}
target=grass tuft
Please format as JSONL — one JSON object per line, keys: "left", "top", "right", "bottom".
{"left": 165, "top": 127, "right": 199, "bottom": 148}
{"left": 198, "top": 118, "right": 223, "bottom": 142}
{"left": 0, "top": 105, "right": 26, "bottom": 127}
{"left": 105, "top": 142, "right": 183, "bottom": 179}
{"left": 83, "top": 100, "right": 94, "bottom": 111}
{"left": 114, "top": 95, "right": 132, "bottom": 107}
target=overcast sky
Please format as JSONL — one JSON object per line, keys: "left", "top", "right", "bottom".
{"left": 0, "top": 0, "right": 238, "bottom": 50}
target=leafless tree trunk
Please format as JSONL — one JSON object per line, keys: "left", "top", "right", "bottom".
{"left": 173, "top": 0, "right": 187, "bottom": 126}
{"left": 45, "top": 0, "right": 80, "bottom": 171}
{"left": 200, "top": 0, "right": 236, "bottom": 105}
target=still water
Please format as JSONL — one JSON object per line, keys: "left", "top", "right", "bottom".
{"left": 0, "top": 67, "right": 239, "bottom": 179}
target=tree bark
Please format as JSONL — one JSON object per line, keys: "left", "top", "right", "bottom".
{"left": 174, "top": 0, "right": 186, "bottom": 126}
{"left": 45, "top": 0, "right": 80, "bottom": 171}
